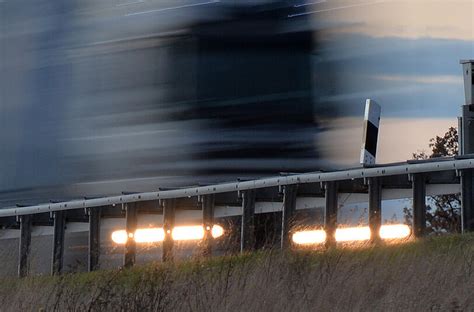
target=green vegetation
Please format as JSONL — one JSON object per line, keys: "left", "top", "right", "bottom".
{"left": 411, "top": 126, "right": 461, "bottom": 234}
{"left": 1, "top": 234, "right": 474, "bottom": 311}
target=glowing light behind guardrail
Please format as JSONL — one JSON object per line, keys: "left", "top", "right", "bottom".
{"left": 135, "top": 228, "right": 165, "bottom": 243}
{"left": 335, "top": 226, "right": 371, "bottom": 242}
{"left": 379, "top": 224, "right": 411, "bottom": 239}
{"left": 292, "top": 230, "right": 326, "bottom": 245}
{"left": 111, "top": 230, "right": 128, "bottom": 244}
{"left": 172, "top": 225, "right": 204, "bottom": 241}
{"left": 292, "top": 224, "right": 411, "bottom": 245}
{"left": 111, "top": 225, "right": 225, "bottom": 244}
{"left": 211, "top": 224, "right": 224, "bottom": 238}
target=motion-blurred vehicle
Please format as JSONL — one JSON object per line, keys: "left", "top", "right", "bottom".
{"left": 0, "top": 0, "right": 330, "bottom": 207}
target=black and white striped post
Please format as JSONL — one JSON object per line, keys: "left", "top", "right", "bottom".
{"left": 360, "top": 99, "right": 381, "bottom": 167}
{"left": 361, "top": 99, "right": 382, "bottom": 241}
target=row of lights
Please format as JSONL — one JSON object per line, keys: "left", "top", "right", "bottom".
{"left": 111, "top": 225, "right": 225, "bottom": 244}
{"left": 292, "top": 224, "right": 411, "bottom": 245}
{"left": 111, "top": 224, "right": 410, "bottom": 245}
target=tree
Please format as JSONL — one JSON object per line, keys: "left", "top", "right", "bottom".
{"left": 409, "top": 126, "right": 461, "bottom": 234}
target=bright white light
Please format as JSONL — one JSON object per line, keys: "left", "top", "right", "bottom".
{"left": 379, "top": 224, "right": 411, "bottom": 239}
{"left": 292, "top": 230, "right": 326, "bottom": 245}
{"left": 111, "top": 230, "right": 128, "bottom": 244}
{"left": 211, "top": 225, "right": 224, "bottom": 238}
{"left": 111, "top": 224, "right": 225, "bottom": 245}
{"left": 335, "top": 226, "right": 371, "bottom": 242}
{"left": 292, "top": 224, "right": 411, "bottom": 245}
{"left": 172, "top": 225, "right": 205, "bottom": 241}
{"left": 170, "top": 225, "right": 225, "bottom": 240}
{"left": 134, "top": 228, "right": 165, "bottom": 243}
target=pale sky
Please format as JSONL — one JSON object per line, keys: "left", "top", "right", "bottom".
{"left": 318, "top": 0, "right": 473, "bottom": 41}
{"left": 314, "top": 0, "right": 473, "bottom": 163}
{"left": 319, "top": 117, "right": 457, "bottom": 164}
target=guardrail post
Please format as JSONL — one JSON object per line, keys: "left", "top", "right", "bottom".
{"left": 241, "top": 189, "right": 256, "bottom": 252}
{"left": 124, "top": 203, "right": 137, "bottom": 268}
{"left": 325, "top": 181, "right": 338, "bottom": 248}
{"left": 412, "top": 173, "right": 426, "bottom": 237}
{"left": 368, "top": 177, "right": 382, "bottom": 242}
{"left": 461, "top": 169, "right": 474, "bottom": 232}
{"left": 162, "top": 199, "right": 176, "bottom": 262}
{"left": 18, "top": 215, "right": 32, "bottom": 278}
{"left": 201, "top": 195, "right": 215, "bottom": 257}
{"left": 52, "top": 211, "right": 66, "bottom": 275}
{"left": 88, "top": 207, "right": 101, "bottom": 272}
{"left": 281, "top": 184, "right": 298, "bottom": 249}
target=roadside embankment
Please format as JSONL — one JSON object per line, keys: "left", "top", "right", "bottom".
{"left": 1, "top": 235, "right": 474, "bottom": 311}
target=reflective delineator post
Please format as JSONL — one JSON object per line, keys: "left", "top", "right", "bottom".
{"left": 201, "top": 195, "right": 215, "bottom": 257}
{"left": 325, "top": 181, "right": 338, "bottom": 247}
{"left": 241, "top": 189, "right": 256, "bottom": 252}
{"left": 162, "top": 199, "right": 175, "bottom": 262}
{"left": 412, "top": 173, "right": 426, "bottom": 237}
{"left": 52, "top": 210, "right": 66, "bottom": 275}
{"left": 88, "top": 207, "right": 101, "bottom": 272}
{"left": 360, "top": 99, "right": 381, "bottom": 167}
{"left": 368, "top": 177, "right": 382, "bottom": 242}
{"left": 124, "top": 203, "right": 137, "bottom": 268}
{"left": 281, "top": 184, "right": 298, "bottom": 249}
{"left": 461, "top": 60, "right": 474, "bottom": 106}
{"left": 18, "top": 215, "right": 32, "bottom": 278}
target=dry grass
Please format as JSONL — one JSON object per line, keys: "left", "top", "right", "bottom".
{"left": 1, "top": 234, "right": 474, "bottom": 311}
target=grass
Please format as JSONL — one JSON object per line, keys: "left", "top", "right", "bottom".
{"left": 1, "top": 234, "right": 474, "bottom": 311}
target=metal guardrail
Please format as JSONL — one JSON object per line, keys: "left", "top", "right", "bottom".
{"left": 0, "top": 156, "right": 472, "bottom": 217}
{"left": 1, "top": 155, "right": 473, "bottom": 278}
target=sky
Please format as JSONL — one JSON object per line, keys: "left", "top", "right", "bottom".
{"left": 314, "top": 0, "right": 474, "bottom": 163}
{"left": 0, "top": 0, "right": 472, "bottom": 194}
